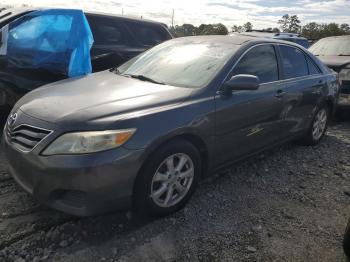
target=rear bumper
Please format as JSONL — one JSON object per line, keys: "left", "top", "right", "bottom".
{"left": 3, "top": 134, "right": 144, "bottom": 217}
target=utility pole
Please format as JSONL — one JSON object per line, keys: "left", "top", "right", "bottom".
{"left": 122, "top": 8, "right": 124, "bottom": 16}
{"left": 171, "top": 9, "right": 174, "bottom": 29}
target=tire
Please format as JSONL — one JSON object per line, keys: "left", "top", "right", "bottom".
{"left": 344, "top": 219, "right": 350, "bottom": 259}
{"left": 302, "top": 105, "right": 330, "bottom": 146}
{"left": 133, "top": 139, "right": 201, "bottom": 217}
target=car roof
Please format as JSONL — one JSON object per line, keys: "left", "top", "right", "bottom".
{"left": 236, "top": 31, "right": 308, "bottom": 40}
{"left": 170, "top": 35, "right": 305, "bottom": 48}
{"left": 0, "top": 7, "right": 167, "bottom": 27}
{"left": 85, "top": 11, "right": 167, "bottom": 27}
{"left": 318, "top": 35, "right": 350, "bottom": 40}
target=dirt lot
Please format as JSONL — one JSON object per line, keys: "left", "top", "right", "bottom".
{"left": 0, "top": 116, "right": 349, "bottom": 262}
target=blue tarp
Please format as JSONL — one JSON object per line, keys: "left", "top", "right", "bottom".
{"left": 2, "top": 9, "right": 94, "bottom": 77}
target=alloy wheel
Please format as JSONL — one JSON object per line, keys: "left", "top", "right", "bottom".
{"left": 150, "top": 153, "right": 194, "bottom": 208}
{"left": 312, "top": 108, "right": 328, "bottom": 141}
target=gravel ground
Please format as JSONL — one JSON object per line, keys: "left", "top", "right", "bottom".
{"left": 0, "top": 116, "right": 349, "bottom": 262}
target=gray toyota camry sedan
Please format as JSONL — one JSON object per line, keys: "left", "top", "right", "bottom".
{"left": 3, "top": 35, "right": 339, "bottom": 217}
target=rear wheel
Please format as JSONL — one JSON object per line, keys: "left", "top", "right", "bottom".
{"left": 134, "top": 139, "right": 201, "bottom": 217}
{"left": 302, "top": 105, "right": 330, "bottom": 145}
{"left": 344, "top": 219, "right": 350, "bottom": 259}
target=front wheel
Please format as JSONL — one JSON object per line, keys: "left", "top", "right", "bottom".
{"left": 134, "top": 139, "right": 201, "bottom": 217}
{"left": 302, "top": 105, "right": 330, "bottom": 146}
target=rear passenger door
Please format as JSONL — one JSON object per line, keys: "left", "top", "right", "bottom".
{"left": 277, "top": 44, "right": 325, "bottom": 136}
{"left": 86, "top": 15, "right": 143, "bottom": 72}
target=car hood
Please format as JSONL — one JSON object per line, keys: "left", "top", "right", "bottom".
{"left": 317, "top": 55, "right": 350, "bottom": 69}
{"left": 15, "top": 70, "right": 193, "bottom": 125}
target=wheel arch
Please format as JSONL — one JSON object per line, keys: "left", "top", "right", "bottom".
{"left": 132, "top": 132, "right": 210, "bottom": 197}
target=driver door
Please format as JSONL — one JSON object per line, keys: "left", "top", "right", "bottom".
{"left": 214, "top": 44, "right": 287, "bottom": 165}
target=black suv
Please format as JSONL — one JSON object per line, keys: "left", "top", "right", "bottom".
{"left": 0, "top": 8, "right": 172, "bottom": 122}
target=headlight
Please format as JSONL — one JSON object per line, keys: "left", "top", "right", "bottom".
{"left": 339, "top": 67, "right": 350, "bottom": 83}
{"left": 42, "top": 129, "right": 136, "bottom": 155}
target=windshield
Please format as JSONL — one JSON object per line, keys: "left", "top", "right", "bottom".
{"left": 309, "top": 37, "right": 350, "bottom": 56}
{"left": 117, "top": 39, "right": 239, "bottom": 88}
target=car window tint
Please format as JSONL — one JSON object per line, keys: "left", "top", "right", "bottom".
{"left": 294, "top": 39, "right": 310, "bottom": 48}
{"left": 306, "top": 56, "right": 321, "bottom": 75}
{"left": 125, "top": 21, "right": 170, "bottom": 46}
{"left": 86, "top": 15, "right": 130, "bottom": 45}
{"left": 232, "top": 45, "right": 278, "bottom": 84}
{"left": 280, "top": 45, "right": 308, "bottom": 79}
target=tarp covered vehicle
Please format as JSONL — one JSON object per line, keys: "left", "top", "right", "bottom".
{"left": 0, "top": 8, "right": 173, "bottom": 123}
{"left": 0, "top": 9, "right": 93, "bottom": 122}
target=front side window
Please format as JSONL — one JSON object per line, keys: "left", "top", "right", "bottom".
{"left": 280, "top": 45, "right": 308, "bottom": 79}
{"left": 118, "top": 40, "right": 239, "bottom": 88}
{"left": 231, "top": 45, "right": 279, "bottom": 84}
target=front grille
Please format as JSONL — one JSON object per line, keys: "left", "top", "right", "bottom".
{"left": 6, "top": 124, "right": 52, "bottom": 152}
{"left": 57, "top": 190, "right": 87, "bottom": 208}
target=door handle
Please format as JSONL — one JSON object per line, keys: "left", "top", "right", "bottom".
{"left": 275, "top": 90, "right": 286, "bottom": 98}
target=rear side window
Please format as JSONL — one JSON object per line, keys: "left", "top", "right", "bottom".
{"left": 86, "top": 15, "right": 131, "bottom": 45}
{"left": 306, "top": 56, "right": 321, "bottom": 75}
{"left": 279, "top": 45, "right": 308, "bottom": 79}
{"left": 125, "top": 21, "right": 170, "bottom": 46}
{"left": 232, "top": 45, "right": 278, "bottom": 84}
{"left": 294, "top": 39, "right": 310, "bottom": 49}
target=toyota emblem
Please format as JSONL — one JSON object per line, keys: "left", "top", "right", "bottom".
{"left": 8, "top": 112, "right": 18, "bottom": 127}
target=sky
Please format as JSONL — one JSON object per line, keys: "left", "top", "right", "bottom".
{"left": 1, "top": 0, "right": 350, "bottom": 29}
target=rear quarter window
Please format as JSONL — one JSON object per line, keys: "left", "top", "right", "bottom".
{"left": 294, "top": 39, "right": 310, "bottom": 48}
{"left": 124, "top": 21, "right": 171, "bottom": 46}
{"left": 306, "top": 56, "right": 321, "bottom": 75}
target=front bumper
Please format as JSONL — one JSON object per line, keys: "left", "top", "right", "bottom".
{"left": 3, "top": 131, "right": 144, "bottom": 217}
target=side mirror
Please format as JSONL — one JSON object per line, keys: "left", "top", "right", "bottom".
{"left": 222, "top": 74, "right": 260, "bottom": 95}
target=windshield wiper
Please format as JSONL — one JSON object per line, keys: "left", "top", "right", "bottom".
{"left": 110, "top": 67, "right": 121, "bottom": 74}
{"left": 338, "top": 54, "right": 350, "bottom": 56}
{"left": 126, "top": 74, "right": 165, "bottom": 85}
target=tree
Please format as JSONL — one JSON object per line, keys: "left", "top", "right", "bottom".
{"left": 213, "top": 23, "right": 229, "bottom": 35}
{"left": 278, "top": 14, "right": 290, "bottom": 32}
{"left": 171, "top": 24, "right": 196, "bottom": 37}
{"left": 182, "top": 24, "right": 196, "bottom": 36}
{"left": 278, "top": 14, "right": 301, "bottom": 33}
{"left": 341, "top": 23, "right": 350, "bottom": 33}
{"left": 301, "top": 22, "right": 350, "bottom": 40}
{"left": 231, "top": 22, "right": 253, "bottom": 33}
{"left": 272, "top": 27, "right": 280, "bottom": 33}
{"left": 243, "top": 22, "right": 253, "bottom": 31}
{"left": 231, "top": 25, "right": 243, "bottom": 33}
{"left": 301, "top": 22, "right": 321, "bottom": 40}
{"left": 320, "top": 23, "right": 345, "bottom": 38}
{"left": 197, "top": 23, "right": 228, "bottom": 35}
